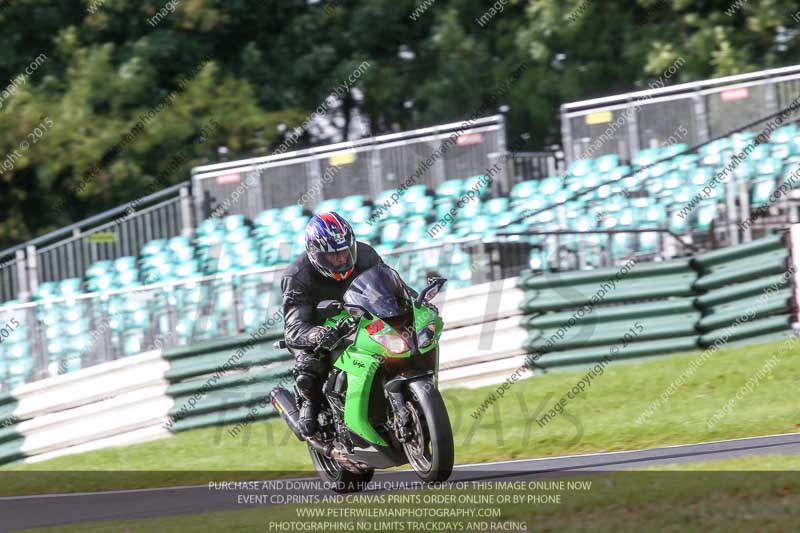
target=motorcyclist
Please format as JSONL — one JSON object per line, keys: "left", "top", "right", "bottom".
{"left": 281, "top": 211, "right": 391, "bottom": 437}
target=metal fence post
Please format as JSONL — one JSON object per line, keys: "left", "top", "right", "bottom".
{"left": 432, "top": 135, "right": 447, "bottom": 190}
{"left": 166, "top": 288, "right": 179, "bottom": 348}
{"left": 306, "top": 158, "right": 321, "bottom": 205}
{"left": 15, "top": 250, "right": 28, "bottom": 302}
{"left": 232, "top": 274, "right": 243, "bottom": 334}
{"left": 726, "top": 179, "right": 740, "bottom": 245}
{"left": 368, "top": 145, "right": 383, "bottom": 201}
{"left": 626, "top": 98, "right": 640, "bottom": 164}
{"left": 788, "top": 224, "right": 800, "bottom": 332}
{"left": 179, "top": 186, "right": 194, "bottom": 237}
{"left": 248, "top": 167, "right": 265, "bottom": 218}
{"left": 739, "top": 180, "right": 752, "bottom": 242}
{"left": 191, "top": 174, "right": 206, "bottom": 224}
{"left": 25, "top": 245, "right": 39, "bottom": 297}
{"left": 473, "top": 241, "right": 491, "bottom": 284}
{"left": 693, "top": 90, "right": 710, "bottom": 144}
{"left": 29, "top": 306, "right": 48, "bottom": 382}
{"left": 495, "top": 115, "right": 509, "bottom": 195}
{"left": 68, "top": 228, "right": 79, "bottom": 280}
{"left": 765, "top": 77, "right": 779, "bottom": 116}
{"left": 560, "top": 105, "right": 574, "bottom": 164}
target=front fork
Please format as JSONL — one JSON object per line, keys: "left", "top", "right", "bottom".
{"left": 387, "top": 390, "right": 414, "bottom": 442}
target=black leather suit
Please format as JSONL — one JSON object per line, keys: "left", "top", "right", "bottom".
{"left": 280, "top": 241, "right": 385, "bottom": 408}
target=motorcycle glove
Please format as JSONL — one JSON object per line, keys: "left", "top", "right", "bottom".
{"left": 335, "top": 315, "right": 358, "bottom": 337}
{"left": 308, "top": 325, "right": 340, "bottom": 352}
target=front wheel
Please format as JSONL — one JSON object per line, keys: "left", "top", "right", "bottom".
{"left": 403, "top": 379, "right": 454, "bottom": 483}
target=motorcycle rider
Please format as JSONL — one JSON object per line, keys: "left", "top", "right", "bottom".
{"left": 281, "top": 211, "right": 396, "bottom": 437}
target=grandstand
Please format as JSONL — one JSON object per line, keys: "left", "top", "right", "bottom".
{"left": 2, "top": 66, "right": 800, "bottom": 393}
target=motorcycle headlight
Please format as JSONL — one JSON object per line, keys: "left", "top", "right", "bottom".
{"left": 373, "top": 334, "right": 409, "bottom": 354}
{"left": 417, "top": 323, "right": 437, "bottom": 348}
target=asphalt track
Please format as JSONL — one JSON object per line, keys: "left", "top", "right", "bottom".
{"left": 2, "top": 431, "right": 800, "bottom": 531}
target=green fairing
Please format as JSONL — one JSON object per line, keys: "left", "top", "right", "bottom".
{"left": 326, "top": 303, "right": 443, "bottom": 446}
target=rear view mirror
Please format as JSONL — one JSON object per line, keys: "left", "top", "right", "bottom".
{"left": 416, "top": 277, "right": 447, "bottom": 306}
{"left": 317, "top": 300, "right": 343, "bottom": 318}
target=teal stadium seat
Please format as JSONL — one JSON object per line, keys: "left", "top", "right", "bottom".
{"left": 750, "top": 177, "right": 777, "bottom": 206}
{"left": 510, "top": 180, "right": 539, "bottom": 204}
{"left": 693, "top": 201, "right": 718, "bottom": 231}
{"left": 340, "top": 194, "right": 365, "bottom": 211}
{"left": 595, "top": 154, "right": 620, "bottom": 173}
{"left": 772, "top": 125, "right": 798, "bottom": 144}
{"left": 435, "top": 179, "right": 464, "bottom": 202}
{"left": 567, "top": 159, "right": 593, "bottom": 177}
{"left": 315, "top": 198, "right": 340, "bottom": 213}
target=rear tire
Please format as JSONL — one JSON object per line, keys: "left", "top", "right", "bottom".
{"left": 404, "top": 379, "right": 454, "bottom": 483}
{"left": 308, "top": 445, "right": 374, "bottom": 493}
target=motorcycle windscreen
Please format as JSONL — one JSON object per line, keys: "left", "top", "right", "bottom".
{"left": 343, "top": 264, "right": 413, "bottom": 319}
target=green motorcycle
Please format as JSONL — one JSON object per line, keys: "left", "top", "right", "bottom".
{"left": 270, "top": 265, "right": 454, "bottom": 493}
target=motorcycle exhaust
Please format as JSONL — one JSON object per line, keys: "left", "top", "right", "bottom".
{"left": 270, "top": 387, "right": 304, "bottom": 441}
{"left": 306, "top": 436, "right": 333, "bottom": 456}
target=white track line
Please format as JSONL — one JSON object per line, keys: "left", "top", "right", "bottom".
{"left": 2, "top": 431, "right": 798, "bottom": 501}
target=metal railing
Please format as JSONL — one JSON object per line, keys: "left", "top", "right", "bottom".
{"left": 36, "top": 195, "right": 188, "bottom": 286}
{"left": 509, "top": 152, "right": 565, "bottom": 184}
{"left": 0, "top": 184, "right": 193, "bottom": 303}
{"left": 190, "top": 116, "right": 508, "bottom": 217}
{"left": 497, "top": 228, "right": 698, "bottom": 272}
{"left": 561, "top": 64, "right": 800, "bottom": 163}
{"left": 0, "top": 255, "right": 22, "bottom": 305}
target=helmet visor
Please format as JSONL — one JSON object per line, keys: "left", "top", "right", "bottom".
{"left": 313, "top": 243, "right": 356, "bottom": 274}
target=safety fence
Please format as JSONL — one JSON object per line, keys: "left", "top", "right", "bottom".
{"left": 517, "top": 233, "right": 796, "bottom": 369}
{"left": 692, "top": 234, "right": 795, "bottom": 348}
{"left": 0, "top": 349, "right": 170, "bottom": 465}
{"left": 162, "top": 332, "right": 290, "bottom": 433}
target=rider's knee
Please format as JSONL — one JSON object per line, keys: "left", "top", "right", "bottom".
{"left": 294, "top": 351, "right": 326, "bottom": 377}
{"left": 295, "top": 372, "right": 317, "bottom": 391}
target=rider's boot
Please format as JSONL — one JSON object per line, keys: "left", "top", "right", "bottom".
{"left": 294, "top": 350, "right": 326, "bottom": 438}
{"left": 299, "top": 396, "right": 319, "bottom": 437}
{"left": 296, "top": 373, "right": 321, "bottom": 437}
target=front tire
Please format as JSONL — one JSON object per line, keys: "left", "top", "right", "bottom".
{"left": 403, "top": 379, "right": 454, "bottom": 483}
{"left": 308, "top": 445, "right": 374, "bottom": 493}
